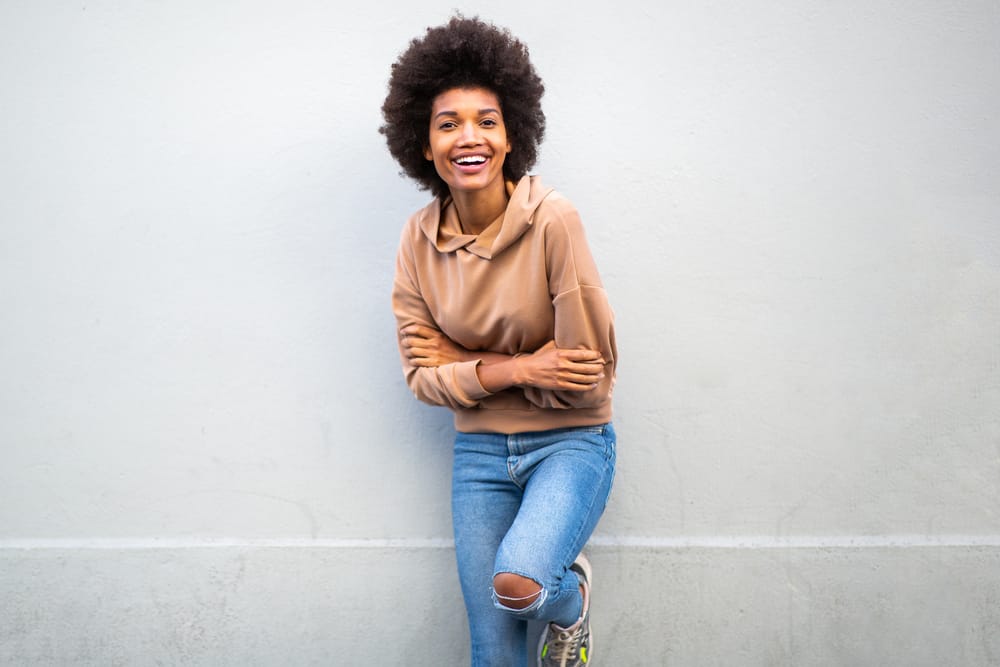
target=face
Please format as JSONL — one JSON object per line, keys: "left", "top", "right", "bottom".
{"left": 425, "top": 87, "right": 511, "bottom": 198}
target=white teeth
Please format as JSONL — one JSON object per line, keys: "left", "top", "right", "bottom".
{"left": 455, "top": 156, "right": 487, "bottom": 165}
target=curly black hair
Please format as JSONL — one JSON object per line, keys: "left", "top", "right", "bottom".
{"left": 380, "top": 15, "right": 546, "bottom": 199}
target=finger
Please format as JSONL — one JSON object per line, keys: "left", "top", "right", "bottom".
{"left": 564, "top": 361, "right": 605, "bottom": 375}
{"left": 566, "top": 357, "right": 604, "bottom": 369}
{"left": 400, "top": 329, "right": 423, "bottom": 342}
{"left": 401, "top": 337, "right": 431, "bottom": 352}
{"left": 561, "top": 371, "right": 605, "bottom": 385}
{"left": 561, "top": 348, "right": 604, "bottom": 362}
{"left": 407, "top": 341, "right": 436, "bottom": 355}
{"left": 402, "top": 344, "right": 427, "bottom": 358}
{"left": 402, "top": 324, "right": 438, "bottom": 338}
{"left": 555, "top": 379, "right": 600, "bottom": 391}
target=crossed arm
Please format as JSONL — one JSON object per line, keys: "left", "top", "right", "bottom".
{"left": 399, "top": 324, "right": 605, "bottom": 395}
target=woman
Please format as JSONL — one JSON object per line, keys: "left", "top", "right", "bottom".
{"left": 381, "top": 15, "right": 617, "bottom": 667}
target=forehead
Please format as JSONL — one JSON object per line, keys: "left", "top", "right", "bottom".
{"left": 430, "top": 87, "right": 502, "bottom": 113}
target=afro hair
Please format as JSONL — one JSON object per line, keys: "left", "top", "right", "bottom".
{"left": 380, "top": 15, "right": 546, "bottom": 199}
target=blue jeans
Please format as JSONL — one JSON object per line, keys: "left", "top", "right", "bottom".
{"left": 452, "top": 423, "right": 617, "bottom": 667}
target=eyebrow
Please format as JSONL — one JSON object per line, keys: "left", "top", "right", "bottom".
{"left": 433, "top": 108, "right": 502, "bottom": 120}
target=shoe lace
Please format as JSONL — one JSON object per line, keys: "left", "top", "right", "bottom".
{"left": 545, "top": 625, "right": 585, "bottom": 664}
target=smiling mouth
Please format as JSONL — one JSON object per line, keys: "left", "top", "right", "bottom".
{"left": 452, "top": 155, "right": 489, "bottom": 169}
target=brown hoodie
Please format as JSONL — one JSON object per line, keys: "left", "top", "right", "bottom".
{"left": 392, "top": 175, "right": 616, "bottom": 433}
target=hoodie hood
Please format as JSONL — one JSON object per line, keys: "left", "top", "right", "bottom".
{"left": 417, "top": 175, "right": 555, "bottom": 260}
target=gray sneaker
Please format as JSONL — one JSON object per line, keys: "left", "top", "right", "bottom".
{"left": 537, "top": 552, "right": 593, "bottom": 666}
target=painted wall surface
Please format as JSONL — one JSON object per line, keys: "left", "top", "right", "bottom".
{"left": 1, "top": 1, "right": 998, "bottom": 665}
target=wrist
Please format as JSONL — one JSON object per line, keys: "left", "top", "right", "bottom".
{"left": 510, "top": 355, "right": 527, "bottom": 387}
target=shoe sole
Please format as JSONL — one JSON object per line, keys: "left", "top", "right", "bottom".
{"left": 574, "top": 552, "right": 594, "bottom": 665}
{"left": 571, "top": 551, "right": 593, "bottom": 588}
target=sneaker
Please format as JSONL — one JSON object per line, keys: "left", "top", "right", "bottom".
{"left": 537, "top": 552, "right": 593, "bottom": 666}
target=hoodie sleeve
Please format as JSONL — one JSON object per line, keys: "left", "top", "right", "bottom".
{"left": 391, "top": 226, "right": 493, "bottom": 410}
{"left": 522, "top": 199, "right": 617, "bottom": 410}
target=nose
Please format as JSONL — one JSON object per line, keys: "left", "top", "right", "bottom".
{"left": 457, "top": 121, "right": 481, "bottom": 145}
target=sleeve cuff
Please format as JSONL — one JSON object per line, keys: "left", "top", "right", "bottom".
{"left": 453, "top": 359, "right": 493, "bottom": 404}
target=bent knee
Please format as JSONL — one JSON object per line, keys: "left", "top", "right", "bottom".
{"left": 493, "top": 572, "right": 542, "bottom": 610}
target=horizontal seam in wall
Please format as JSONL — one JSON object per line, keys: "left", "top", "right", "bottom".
{"left": 1, "top": 535, "right": 1000, "bottom": 550}
{"left": 589, "top": 535, "right": 1000, "bottom": 549}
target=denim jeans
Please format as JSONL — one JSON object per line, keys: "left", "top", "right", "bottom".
{"left": 451, "top": 423, "right": 616, "bottom": 667}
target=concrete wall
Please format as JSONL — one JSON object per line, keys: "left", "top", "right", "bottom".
{"left": 1, "top": 1, "right": 997, "bottom": 665}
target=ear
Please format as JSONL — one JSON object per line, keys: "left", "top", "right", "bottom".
{"left": 423, "top": 145, "right": 433, "bottom": 161}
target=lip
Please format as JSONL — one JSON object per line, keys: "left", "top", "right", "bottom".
{"left": 451, "top": 154, "right": 491, "bottom": 174}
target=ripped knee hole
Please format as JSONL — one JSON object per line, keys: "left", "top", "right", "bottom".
{"left": 493, "top": 572, "right": 543, "bottom": 609}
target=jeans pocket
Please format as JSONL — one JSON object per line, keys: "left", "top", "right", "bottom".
{"left": 598, "top": 422, "right": 617, "bottom": 462}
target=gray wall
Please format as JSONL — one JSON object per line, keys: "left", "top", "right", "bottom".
{"left": 2, "top": 1, "right": 998, "bottom": 665}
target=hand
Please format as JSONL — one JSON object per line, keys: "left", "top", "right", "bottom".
{"left": 515, "top": 340, "right": 605, "bottom": 392}
{"left": 400, "top": 324, "right": 468, "bottom": 367}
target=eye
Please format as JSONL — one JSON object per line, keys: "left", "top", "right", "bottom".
{"left": 438, "top": 120, "right": 457, "bottom": 130}
{"left": 481, "top": 118, "right": 498, "bottom": 127}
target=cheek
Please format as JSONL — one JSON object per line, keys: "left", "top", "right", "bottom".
{"left": 432, "top": 144, "right": 450, "bottom": 164}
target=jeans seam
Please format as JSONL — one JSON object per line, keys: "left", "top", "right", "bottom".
{"left": 505, "top": 458, "right": 525, "bottom": 490}
{"left": 559, "top": 451, "right": 614, "bottom": 586}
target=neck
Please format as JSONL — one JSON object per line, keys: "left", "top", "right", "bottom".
{"left": 450, "top": 181, "right": 509, "bottom": 235}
